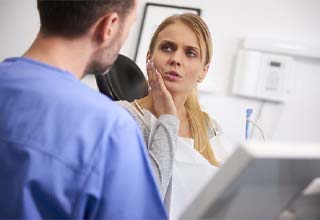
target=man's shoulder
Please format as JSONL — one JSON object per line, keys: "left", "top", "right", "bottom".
{"left": 0, "top": 57, "right": 141, "bottom": 167}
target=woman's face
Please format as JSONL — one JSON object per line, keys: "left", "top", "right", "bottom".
{"left": 149, "top": 21, "right": 209, "bottom": 95}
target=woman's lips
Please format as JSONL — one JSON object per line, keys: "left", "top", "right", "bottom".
{"left": 163, "top": 71, "right": 182, "bottom": 81}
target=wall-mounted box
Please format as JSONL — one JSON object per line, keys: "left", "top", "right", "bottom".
{"left": 232, "top": 50, "right": 293, "bottom": 102}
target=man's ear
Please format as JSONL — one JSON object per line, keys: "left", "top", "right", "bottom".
{"left": 93, "top": 12, "right": 120, "bottom": 45}
{"left": 198, "top": 64, "right": 209, "bottom": 83}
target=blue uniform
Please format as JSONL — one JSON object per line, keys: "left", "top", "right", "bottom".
{"left": 0, "top": 57, "right": 167, "bottom": 219}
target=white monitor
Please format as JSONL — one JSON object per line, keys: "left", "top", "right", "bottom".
{"left": 181, "top": 142, "right": 320, "bottom": 219}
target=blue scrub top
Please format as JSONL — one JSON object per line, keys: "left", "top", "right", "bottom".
{"left": 0, "top": 57, "right": 167, "bottom": 219}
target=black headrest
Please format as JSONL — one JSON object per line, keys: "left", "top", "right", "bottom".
{"left": 95, "top": 54, "right": 149, "bottom": 102}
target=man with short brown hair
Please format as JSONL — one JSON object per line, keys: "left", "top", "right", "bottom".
{"left": 0, "top": 0, "right": 167, "bottom": 219}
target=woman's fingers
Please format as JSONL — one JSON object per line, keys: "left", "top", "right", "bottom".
{"left": 151, "top": 65, "right": 177, "bottom": 116}
{"left": 155, "top": 68, "right": 168, "bottom": 94}
{"left": 146, "top": 60, "right": 169, "bottom": 96}
{"left": 145, "top": 61, "right": 177, "bottom": 116}
{"left": 146, "top": 60, "right": 157, "bottom": 92}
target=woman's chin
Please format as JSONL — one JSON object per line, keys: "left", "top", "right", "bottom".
{"left": 163, "top": 82, "right": 185, "bottom": 95}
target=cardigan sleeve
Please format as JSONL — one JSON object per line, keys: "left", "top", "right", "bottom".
{"left": 117, "top": 101, "right": 179, "bottom": 198}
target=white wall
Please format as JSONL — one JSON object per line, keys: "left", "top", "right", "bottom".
{"left": 0, "top": 0, "right": 39, "bottom": 60}
{"left": 1, "top": 0, "right": 320, "bottom": 145}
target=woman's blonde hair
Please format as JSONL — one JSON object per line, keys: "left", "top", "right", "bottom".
{"left": 148, "top": 13, "right": 219, "bottom": 166}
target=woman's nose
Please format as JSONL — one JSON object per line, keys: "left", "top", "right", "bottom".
{"left": 169, "top": 52, "right": 182, "bottom": 67}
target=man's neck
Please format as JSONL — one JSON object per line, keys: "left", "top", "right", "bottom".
{"left": 23, "top": 33, "right": 92, "bottom": 79}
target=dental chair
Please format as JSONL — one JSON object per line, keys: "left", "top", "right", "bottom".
{"left": 95, "top": 54, "right": 149, "bottom": 102}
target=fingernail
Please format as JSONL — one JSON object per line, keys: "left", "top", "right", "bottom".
{"left": 147, "top": 60, "right": 153, "bottom": 69}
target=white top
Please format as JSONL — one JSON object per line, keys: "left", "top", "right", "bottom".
{"left": 170, "top": 137, "right": 222, "bottom": 219}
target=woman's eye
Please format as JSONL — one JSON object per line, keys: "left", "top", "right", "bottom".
{"left": 186, "top": 50, "right": 197, "bottom": 57}
{"left": 160, "top": 44, "right": 173, "bottom": 52}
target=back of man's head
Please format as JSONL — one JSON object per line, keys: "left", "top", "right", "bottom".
{"left": 37, "top": 0, "right": 134, "bottom": 38}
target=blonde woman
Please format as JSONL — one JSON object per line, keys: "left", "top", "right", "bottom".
{"left": 118, "top": 13, "right": 229, "bottom": 218}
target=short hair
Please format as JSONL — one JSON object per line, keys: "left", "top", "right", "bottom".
{"left": 37, "top": 0, "right": 134, "bottom": 38}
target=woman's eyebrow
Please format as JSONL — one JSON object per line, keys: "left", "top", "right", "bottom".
{"left": 160, "top": 40, "right": 200, "bottom": 51}
{"left": 160, "top": 40, "right": 176, "bottom": 46}
{"left": 185, "top": 45, "right": 200, "bottom": 51}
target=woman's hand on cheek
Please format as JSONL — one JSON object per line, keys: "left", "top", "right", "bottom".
{"left": 147, "top": 60, "right": 177, "bottom": 117}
